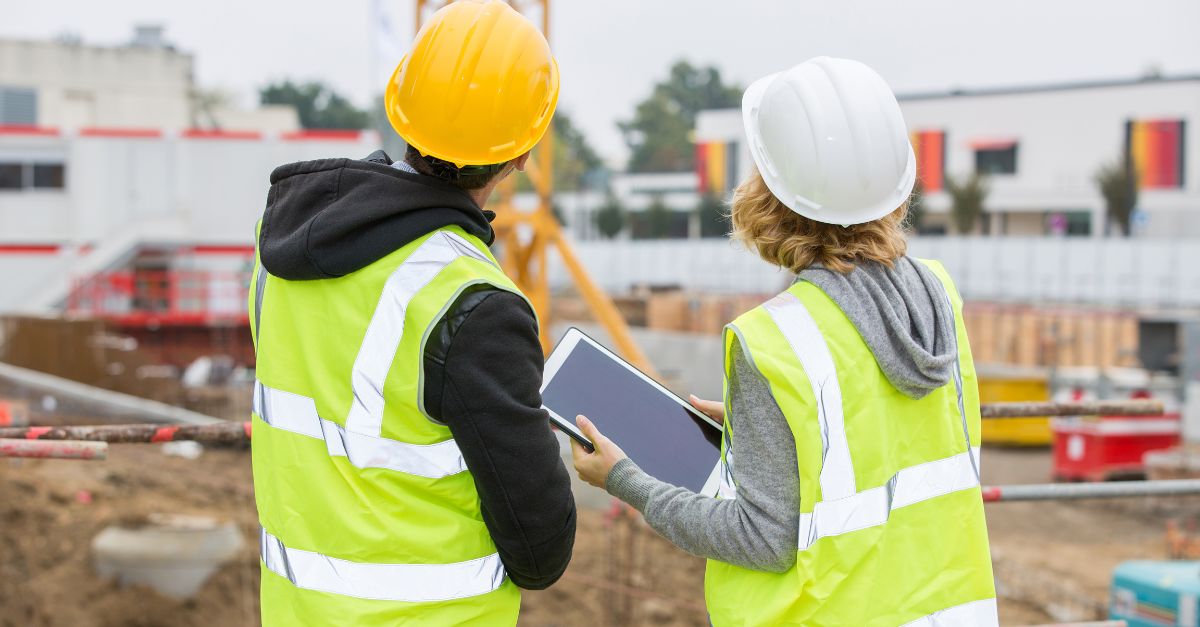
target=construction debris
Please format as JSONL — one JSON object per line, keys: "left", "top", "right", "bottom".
{"left": 92, "top": 513, "right": 243, "bottom": 600}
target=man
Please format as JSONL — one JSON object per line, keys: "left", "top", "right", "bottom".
{"left": 249, "top": 1, "right": 574, "bottom": 624}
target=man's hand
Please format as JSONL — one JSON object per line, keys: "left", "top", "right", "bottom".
{"left": 570, "top": 415, "right": 628, "bottom": 489}
{"left": 689, "top": 394, "right": 724, "bottom": 425}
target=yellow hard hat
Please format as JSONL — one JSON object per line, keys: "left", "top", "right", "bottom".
{"left": 385, "top": 0, "right": 560, "bottom": 167}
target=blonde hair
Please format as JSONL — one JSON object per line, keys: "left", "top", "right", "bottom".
{"left": 730, "top": 171, "right": 909, "bottom": 274}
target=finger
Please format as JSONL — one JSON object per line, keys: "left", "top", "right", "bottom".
{"left": 575, "top": 415, "right": 601, "bottom": 443}
{"left": 690, "top": 395, "right": 723, "bottom": 418}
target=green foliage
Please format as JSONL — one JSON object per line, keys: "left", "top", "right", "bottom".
{"left": 594, "top": 196, "right": 626, "bottom": 239}
{"left": 697, "top": 193, "right": 729, "bottom": 238}
{"left": 260, "top": 81, "right": 370, "bottom": 130}
{"left": 1095, "top": 157, "right": 1139, "bottom": 237}
{"left": 944, "top": 173, "right": 990, "bottom": 235}
{"left": 632, "top": 196, "right": 674, "bottom": 239}
{"left": 619, "top": 61, "right": 742, "bottom": 173}
{"left": 553, "top": 112, "right": 605, "bottom": 191}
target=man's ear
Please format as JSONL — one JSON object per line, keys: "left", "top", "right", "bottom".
{"left": 513, "top": 151, "right": 532, "bottom": 172}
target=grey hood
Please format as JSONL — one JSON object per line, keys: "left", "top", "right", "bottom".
{"left": 797, "top": 256, "right": 957, "bottom": 399}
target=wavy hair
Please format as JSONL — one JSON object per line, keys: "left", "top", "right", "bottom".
{"left": 730, "top": 171, "right": 909, "bottom": 274}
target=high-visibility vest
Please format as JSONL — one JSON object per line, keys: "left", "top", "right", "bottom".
{"left": 705, "top": 260, "right": 997, "bottom": 627}
{"left": 249, "top": 226, "right": 527, "bottom": 626}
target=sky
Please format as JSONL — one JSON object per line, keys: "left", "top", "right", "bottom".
{"left": 3, "top": 0, "right": 1198, "bottom": 166}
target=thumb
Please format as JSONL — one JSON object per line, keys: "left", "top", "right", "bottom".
{"left": 575, "top": 415, "right": 602, "bottom": 448}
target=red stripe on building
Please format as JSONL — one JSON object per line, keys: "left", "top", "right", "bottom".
{"left": 182, "top": 129, "right": 263, "bottom": 140}
{"left": 281, "top": 129, "right": 364, "bottom": 142}
{"left": 0, "top": 244, "right": 61, "bottom": 254}
{"left": 0, "top": 125, "right": 60, "bottom": 136}
{"left": 1155, "top": 120, "right": 1181, "bottom": 188}
{"left": 190, "top": 245, "right": 255, "bottom": 256}
{"left": 80, "top": 128, "right": 164, "bottom": 138}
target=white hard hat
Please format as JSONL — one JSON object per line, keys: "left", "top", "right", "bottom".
{"left": 742, "top": 57, "right": 916, "bottom": 225}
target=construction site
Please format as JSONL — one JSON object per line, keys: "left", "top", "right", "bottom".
{"left": 2, "top": 1, "right": 1200, "bottom": 626}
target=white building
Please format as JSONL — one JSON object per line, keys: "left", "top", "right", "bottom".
{"left": 695, "top": 74, "right": 1200, "bottom": 238}
{"left": 0, "top": 127, "right": 377, "bottom": 314}
{"left": 0, "top": 28, "right": 299, "bottom": 132}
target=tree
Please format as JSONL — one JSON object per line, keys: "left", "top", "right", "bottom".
{"left": 260, "top": 81, "right": 370, "bottom": 129}
{"left": 553, "top": 112, "right": 605, "bottom": 191}
{"left": 697, "top": 193, "right": 729, "bottom": 238}
{"left": 945, "top": 173, "right": 989, "bottom": 235}
{"left": 594, "top": 195, "right": 626, "bottom": 239}
{"left": 1095, "top": 156, "right": 1139, "bottom": 237}
{"left": 619, "top": 61, "right": 742, "bottom": 173}
{"left": 632, "top": 196, "right": 674, "bottom": 239}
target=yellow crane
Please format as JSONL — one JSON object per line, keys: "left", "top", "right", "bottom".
{"left": 413, "top": 0, "right": 654, "bottom": 373}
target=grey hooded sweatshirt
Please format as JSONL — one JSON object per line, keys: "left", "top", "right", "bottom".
{"left": 605, "top": 256, "right": 959, "bottom": 572}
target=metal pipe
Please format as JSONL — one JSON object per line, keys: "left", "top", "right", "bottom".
{"left": 980, "top": 399, "right": 1163, "bottom": 418}
{"left": 0, "top": 399, "right": 1166, "bottom": 444}
{"left": 0, "top": 422, "right": 250, "bottom": 444}
{"left": 983, "top": 480, "right": 1200, "bottom": 502}
{"left": 0, "top": 438, "right": 107, "bottom": 460}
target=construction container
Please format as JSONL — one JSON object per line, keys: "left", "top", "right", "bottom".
{"left": 1110, "top": 560, "right": 1200, "bottom": 626}
{"left": 977, "top": 365, "right": 1052, "bottom": 446}
{"left": 1053, "top": 414, "right": 1181, "bottom": 481}
{"left": 1052, "top": 368, "right": 1182, "bottom": 481}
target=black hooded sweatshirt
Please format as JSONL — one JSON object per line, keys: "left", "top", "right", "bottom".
{"left": 257, "top": 150, "right": 575, "bottom": 590}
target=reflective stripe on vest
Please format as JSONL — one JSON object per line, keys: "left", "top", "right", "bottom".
{"left": 762, "top": 292, "right": 856, "bottom": 500}
{"left": 260, "top": 527, "right": 505, "bottom": 603}
{"left": 346, "top": 230, "right": 491, "bottom": 438}
{"left": 762, "top": 289, "right": 980, "bottom": 551}
{"left": 900, "top": 598, "right": 998, "bottom": 627}
{"left": 254, "top": 381, "right": 466, "bottom": 478}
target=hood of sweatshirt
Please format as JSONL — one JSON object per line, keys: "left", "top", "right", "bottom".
{"left": 797, "top": 256, "right": 958, "bottom": 399}
{"left": 258, "top": 150, "right": 494, "bottom": 280}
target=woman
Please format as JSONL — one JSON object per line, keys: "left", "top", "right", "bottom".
{"left": 571, "top": 57, "right": 997, "bottom": 627}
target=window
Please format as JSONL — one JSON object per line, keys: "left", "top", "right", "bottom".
{"left": 0, "top": 87, "right": 37, "bottom": 125}
{"left": 0, "top": 163, "right": 21, "bottom": 189}
{"left": 32, "top": 163, "right": 65, "bottom": 189}
{"left": 0, "top": 161, "right": 67, "bottom": 191}
{"left": 975, "top": 144, "right": 1018, "bottom": 175}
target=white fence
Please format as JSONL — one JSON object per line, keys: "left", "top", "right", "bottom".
{"left": 548, "top": 237, "right": 1200, "bottom": 308}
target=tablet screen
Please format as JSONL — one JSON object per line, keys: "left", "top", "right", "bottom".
{"left": 542, "top": 333, "right": 722, "bottom": 494}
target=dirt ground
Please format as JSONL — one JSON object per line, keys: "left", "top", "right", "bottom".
{"left": 1, "top": 443, "right": 1191, "bottom": 626}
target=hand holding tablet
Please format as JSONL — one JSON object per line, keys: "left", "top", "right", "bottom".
{"left": 541, "top": 328, "right": 724, "bottom": 495}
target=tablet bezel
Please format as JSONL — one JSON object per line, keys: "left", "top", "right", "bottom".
{"left": 541, "top": 327, "right": 724, "bottom": 495}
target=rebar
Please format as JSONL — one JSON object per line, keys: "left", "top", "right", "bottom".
{"left": 0, "top": 422, "right": 250, "bottom": 443}
{"left": 980, "top": 400, "right": 1162, "bottom": 418}
{"left": 0, "top": 438, "right": 107, "bottom": 460}
{"left": 983, "top": 480, "right": 1200, "bottom": 502}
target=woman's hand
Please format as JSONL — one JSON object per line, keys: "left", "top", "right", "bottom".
{"left": 570, "top": 415, "right": 628, "bottom": 489}
{"left": 689, "top": 394, "right": 724, "bottom": 425}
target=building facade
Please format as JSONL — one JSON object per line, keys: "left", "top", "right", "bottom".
{"left": 694, "top": 75, "right": 1200, "bottom": 238}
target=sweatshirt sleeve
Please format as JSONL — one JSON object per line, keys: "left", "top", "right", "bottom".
{"left": 604, "top": 344, "right": 799, "bottom": 573}
{"left": 426, "top": 290, "right": 576, "bottom": 590}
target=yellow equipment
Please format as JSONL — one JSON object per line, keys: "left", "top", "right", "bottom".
{"left": 387, "top": 0, "right": 560, "bottom": 167}
{"left": 977, "top": 365, "right": 1051, "bottom": 446}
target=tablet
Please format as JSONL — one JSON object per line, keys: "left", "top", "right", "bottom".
{"left": 541, "top": 328, "right": 723, "bottom": 495}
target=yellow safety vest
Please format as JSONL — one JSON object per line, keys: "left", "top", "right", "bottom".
{"left": 705, "top": 260, "right": 997, "bottom": 626}
{"left": 249, "top": 226, "right": 527, "bottom": 625}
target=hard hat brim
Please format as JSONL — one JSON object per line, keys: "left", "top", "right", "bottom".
{"left": 741, "top": 70, "right": 917, "bottom": 226}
